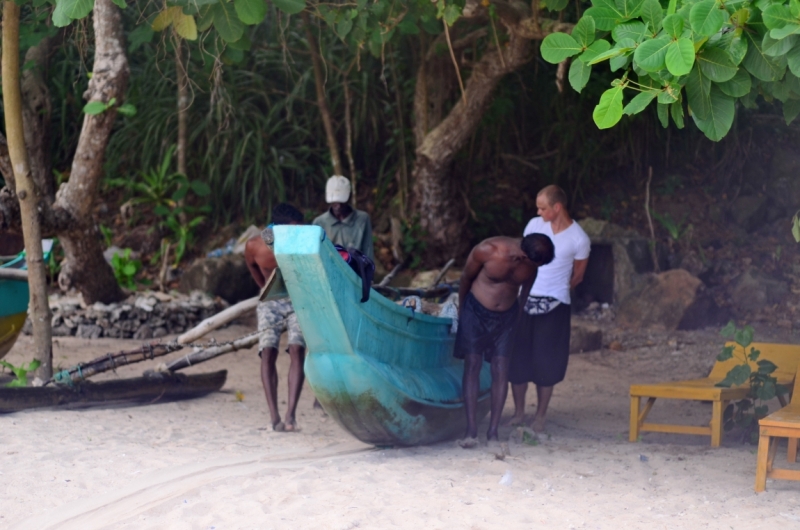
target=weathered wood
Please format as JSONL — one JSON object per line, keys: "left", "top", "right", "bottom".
{"left": 167, "top": 334, "right": 259, "bottom": 371}
{"left": 0, "top": 268, "right": 27, "bottom": 281}
{"left": 754, "top": 366, "right": 800, "bottom": 492}
{"left": 0, "top": 370, "right": 226, "bottom": 414}
{"left": 377, "top": 261, "right": 405, "bottom": 287}
{"left": 178, "top": 297, "right": 258, "bottom": 344}
{"left": 429, "top": 258, "right": 456, "bottom": 289}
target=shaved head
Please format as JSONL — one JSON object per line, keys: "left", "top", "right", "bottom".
{"left": 538, "top": 185, "right": 568, "bottom": 209}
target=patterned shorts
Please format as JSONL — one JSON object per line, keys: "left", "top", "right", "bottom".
{"left": 257, "top": 298, "right": 305, "bottom": 351}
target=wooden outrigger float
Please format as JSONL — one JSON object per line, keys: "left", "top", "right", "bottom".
{"left": 272, "top": 225, "right": 491, "bottom": 446}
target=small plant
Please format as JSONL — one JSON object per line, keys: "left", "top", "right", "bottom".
{"left": 47, "top": 238, "right": 62, "bottom": 283}
{"left": 83, "top": 97, "right": 136, "bottom": 117}
{"left": 99, "top": 224, "right": 114, "bottom": 248}
{"left": 716, "top": 321, "right": 787, "bottom": 444}
{"left": 656, "top": 174, "right": 684, "bottom": 197}
{"left": 111, "top": 248, "right": 143, "bottom": 290}
{"left": 400, "top": 217, "right": 427, "bottom": 270}
{"left": 0, "top": 359, "right": 41, "bottom": 387}
{"left": 651, "top": 210, "right": 692, "bottom": 242}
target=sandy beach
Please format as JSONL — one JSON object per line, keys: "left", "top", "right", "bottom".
{"left": 2, "top": 321, "right": 800, "bottom": 529}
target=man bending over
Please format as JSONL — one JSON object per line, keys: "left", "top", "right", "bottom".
{"left": 245, "top": 203, "right": 306, "bottom": 432}
{"left": 455, "top": 233, "right": 554, "bottom": 449}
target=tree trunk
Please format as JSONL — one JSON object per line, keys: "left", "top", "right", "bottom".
{"left": 302, "top": 11, "right": 343, "bottom": 176}
{"left": 175, "top": 38, "right": 188, "bottom": 177}
{"left": 21, "top": 37, "right": 55, "bottom": 201}
{"left": 53, "top": 0, "right": 129, "bottom": 303}
{"left": 2, "top": 0, "right": 53, "bottom": 378}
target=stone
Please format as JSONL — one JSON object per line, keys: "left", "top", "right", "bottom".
{"left": 677, "top": 286, "right": 732, "bottom": 330}
{"left": 118, "top": 224, "right": 162, "bottom": 255}
{"left": 178, "top": 254, "right": 259, "bottom": 304}
{"left": 76, "top": 324, "right": 103, "bottom": 339}
{"left": 52, "top": 325, "right": 73, "bottom": 337}
{"left": 678, "top": 251, "right": 707, "bottom": 277}
{"left": 133, "top": 325, "right": 153, "bottom": 340}
{"left": 728, "top": 195, "right": 769, "bottom": 232}
{"left": 135, "top": 296, "right": 158, "bottom": 312}
{"left": 729, "top": 269, "right": 789, "bottom": 316}
{"left": 768, "top": 148, "right": 800, "bottom": 211}
{"left": 617, "top": 269, "right": 703, "bottom": 330}
{"left": 152, "top": 327, "right": 169, "bottom": 338}
{"left": 570, "top": 320, "right": 603, "bottom": 354}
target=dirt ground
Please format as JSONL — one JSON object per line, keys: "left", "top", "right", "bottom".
{"left": 2, "top": 319, "right": 800, "bottom": 529}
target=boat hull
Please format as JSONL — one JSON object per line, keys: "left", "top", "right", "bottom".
{"left": 0, "top": 273, "right": 29, "bottom": 360}
{"left": 274, "top": 225, "right": 491, "bottom": 446}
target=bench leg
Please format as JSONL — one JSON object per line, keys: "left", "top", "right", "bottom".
{"left": 710, "top": 400, "right": 724, "bottom": 447}
{"left": 788, "top": 438, "right": 798, "bottom": 464}
{"left": 630, "top": 396, "right": 640, "bottom": 442}
{"left": 755, "top": 431, "right": 771, "bottom": 492}
{"left": 767, "top": 436, "right": 778, "bottom": 472}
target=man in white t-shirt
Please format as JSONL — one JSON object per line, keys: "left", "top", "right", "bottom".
{"left": 509, "top": 185, "right": 591, "bottom": 433}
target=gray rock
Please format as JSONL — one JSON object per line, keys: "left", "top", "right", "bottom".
{"left": 768, "top": 148, "right": 800, "bottom": 211}
{"left": 152, "top": 327, "right": 169, "bottom": 338}
{"left": 51, "top": 325, "right": 73, "bottom": 337}
{"left": 617, "top": 269, "right": 703, "bottom": 330}
{"left": 729, "top": 269, "right": 789, "bottom": 315}
{"left": 729, "top": 195, "right": 769, "bottom": 232}
{"left": 570, "top": 320, "right": 603, "bottom": 353}
{"left": 178, "top": 254, "right": 258, "bottom": 304}
{"left": 133, "top": 325, "right": 153, "bottom": 340}
{"left": 678, "top": 251, "right": 707, "bottom": 277}
{"left": 76, "top": 324, "right": 103, "bottom": 339}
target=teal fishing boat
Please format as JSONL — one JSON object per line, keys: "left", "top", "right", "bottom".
{"left": 0, "top": 241, "right": 52, "bottom": 360}
{"left": 273, "top": 225, "right": 491, "bottom": 446}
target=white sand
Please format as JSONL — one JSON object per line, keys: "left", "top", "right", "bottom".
{"left": 2, "top": 324, "right": 800, "bottom": 529}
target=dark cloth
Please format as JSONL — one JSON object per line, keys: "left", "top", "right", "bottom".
{"left": 454, "top": 292, "right": 518, "bottom": 363}
{"left": 509, "top": 303, "right": 571, "bottom": 386}
{"left": 312, "top": 209, "right": 374, "bottom": 261}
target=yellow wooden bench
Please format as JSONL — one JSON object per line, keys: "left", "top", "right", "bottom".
{"left": 755, "top": 366, "right": 800, "bottom": 492}
{"left": 630, "top": 342, "right": 800, "bottom": 447}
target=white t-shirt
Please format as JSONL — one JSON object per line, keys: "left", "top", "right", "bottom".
{"left": 524, "top": 217, "right": 591, "bottom": 304}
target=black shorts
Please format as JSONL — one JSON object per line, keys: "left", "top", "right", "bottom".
{"left": 454, "top": 292, "right": 518, "bottom": 363}
{"left": 509, "top": 303, "right": 571, "bottom": 386}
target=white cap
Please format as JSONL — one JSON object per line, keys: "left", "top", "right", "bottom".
{"left": 325, "top": 175, "right": 351, "bottom": 203}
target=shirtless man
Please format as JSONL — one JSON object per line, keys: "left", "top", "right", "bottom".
{"left": 455, "top": 233, "right": 555, "bottom": 449}
{"left": 245, "top": 203, "right": 306, "bottom": 432}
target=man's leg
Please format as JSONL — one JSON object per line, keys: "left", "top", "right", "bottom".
{"left": 510, "top": 383, "right": 527, "bottom": 426}
{"left": 487, "top": 356, "right": 510, "bottom": 441}
{"left": 260, "top": 347, "right": 282, "bottom": 430}
{"left": 284, "top": 344, "right": 306, "bottom": 431}
{"left": 459, "top": 353, "right": 483, "bottom": 446}
{"left": 531, "top": 385, "right": 554, "bottom": 432}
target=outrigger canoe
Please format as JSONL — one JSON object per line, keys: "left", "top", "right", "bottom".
{"left": 273, "top": 225, "right": 491, "bottom": 446}
{"left": 0, "top": 241, "right": 53, "bottom": 360}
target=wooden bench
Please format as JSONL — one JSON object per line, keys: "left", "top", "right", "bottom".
{"left": 755, "top": 366, "right": 800, "bottom": 492}
{"left": 630, "top": 342, "right": 800, "bottom": 447}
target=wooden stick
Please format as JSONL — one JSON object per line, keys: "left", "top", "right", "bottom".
{"left": 429, "top": 258, "right": 456, "bottom": 289}
{"left": 378, "top": 260, "right": 405, "bottom": 287}
{"left": 644, "top": 166, "right": 660, "bottom": 273}
{"left": 167, "top": 334, "right": 260, "bottom": 371}
{"left": 178, "top": 296, "right": 258, "bottom": 344}
{"left": 0, "top": 268, "right": 27, "bottom": 281}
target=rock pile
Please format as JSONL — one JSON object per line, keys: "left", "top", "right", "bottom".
{"left": 23, "top": 291, "right": 227, "bottom": 340}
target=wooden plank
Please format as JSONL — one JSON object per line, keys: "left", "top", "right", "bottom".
{"left": 629, "top": 396, "right": 641, "bottom": 442}
{"left": 0, "top": 268, "right": 27, "bottom": 281}
{"left": 0, "top": 370, "right": 227, "bottom": 413}
{"left": 759, "top": 425, "right": 800, "bottom": 437}
{"left": 640, "top": 423, "right": 711, "bottom": 436}
{"left": 178, "top": 297, "right": 258, "bottom": 344}
{"left": 711, "top": 400, "right": 724, "bottom": 447}
{"left": 639, "top": 397, "right": 656, "bottom": 422}
{"left": 767, "top": 468, "right": 800, "bottom": 481}
{"left": 709, "top": 342, "right": 800, "bottom": 381}
{"left": 789, "top": 438, "right": 798, "bottom": 464}
{"left": 755, "top": 432, "right": 770, "bottom": 492}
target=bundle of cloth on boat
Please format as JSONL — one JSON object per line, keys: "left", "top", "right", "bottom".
{"left": 335, "top": 245, "right": 375, "bottom": 303}
{"left": 399, "top": 294, "right": 459, "bottom": 333}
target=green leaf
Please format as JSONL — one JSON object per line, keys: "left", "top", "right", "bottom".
{"left": 612, "top": 21, "right": 647, "bottom": 42}
{"left": 569, "top": 58, "right": 592, "bottom": 93}
{"left": 692, "top": 85, "right": 735, "bottom": 141}
{"left": 686, "top": 66, "right": 711, "bottom": 119}
{"left": 665, "top": 38, "right": 695, "bottom": 76}
{"left": 662, "top": 14, "right": 684, "bottom": 38}
{"left": 336, "top": 18, "right": 353, "bottom": 38}
{"left": 579, "top": 39, "right": 612, "bottom": 63}
{"left": 735, "top": 325, "right": 754, "bottom": 348}
{"left": 697, "top": 47, "right": 738, "bottom": 82}
{"left": 717, "top": 344, "right": 735, "bottom": 361}
{"left": 718, "top": 68, "right": 752, "bottom": 97}
{"left": 690, "top": 0, "right": 728, "bottom": 36}
{"left": 190, "top": 180, "right": 211, "bottom": 196}
{"left": 544, "top": 0, "right": 570, "bottom": 10}
{"left": 572, "top": 16, "right": 596, "bottom": 47}
{"left": 116, "top": 103, "right": 137, "bottom": 117}
{"left": 623, "top": 90, "right": 658, "bottom": 114}
{"left": 762, "top": 4, "right": 794, "bottom": 30}
{"left": 721, "top": 320, "right": 736, "bottom": 337}
{"left": 583, "top": 7, "right": 623, "bottom": 31}
{"left": 670, "top": 100, "right": 685, "bottom": 128}
{"left": 792, "top": 0, "right": 800, "bottom": 18}
{"left": 727, "top": 364, "right": 753, "bottom": 386}
{"left": 593, "top": 85, "right": 625, "bottom": 129}
{"left": 784, "top": 98, "right": 800, "bottom": 124}
{"left": 658, "top": 83, "right": 680, "bottom": 103}
{"left": 234, "top": 0, "right": 266, "bottom": 25}
{"left": 749, "top": 346, "right": 761, "bottom": 361}
{"left": 52, "top": 0, "right": 72, "bottom": 27}
{"left": 442, "top": 4, "right": 460, "bottom": 26}
{"left": 619, "top": 0, "right": 646, "bottom": 19}
{"left": 640, "top": 0, "right": 663, "bottom": 32}
{"left": 273, "top": 0, "right": 305, "bottom": 15}
{"left": 788, "top": 44, "right": 800, "bottom": 76}
{"left": 757, "top": 359, "right": 777, "bottom": 374}
{"left": 634, "top": 36, "right": 672, "bottom": 71}
{"left": 757, "top": 380, "right": 777, "bottom": 401}
{"left": 61, "top": 0, "right": 94, "bottom": 21}
{"left": 743, "top": 31, "right": 786, "bottom": 81}
{"left": 657, "top": 101, "right": 669, "bottom": 127}
{"left": 770, "top": 23, "right": 800, "bottom": 40}
{"left": 83, "top": 101, "right": 108, "bottom": 115}
{"left": 588, "top": 47, "right": 627, "bottom": 65}
{"left": 111, "top": 0, "right": 125, "bottom": 8}
{"left": 213, "top": 1, "right": 245, "bottom": 43}
{"left": 728, "top": 35, "right": 748, "bottom": 65}
{"left": 763, "top": 33, "right": 798, "bottom": 57}
{"left": 540, "top": 33, "right": 583, "bottom": 63}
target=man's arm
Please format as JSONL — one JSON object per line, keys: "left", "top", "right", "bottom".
{"left": 570, "top": 258, "right": 588, "bottom": 289}
{"left": 245, "top": 236, "right": 279, "bottom": 289}
{"left": 458, "top": 243, "right": 490, "bottom": 314}
{"left": 245, "top": 238, "right": 266, "bottom": 288}
{"left": 518, "top": 273, "right": 536, "bottom": 314}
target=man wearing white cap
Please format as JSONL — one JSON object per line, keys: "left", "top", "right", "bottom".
{"left": 313, "top": 175, "right": 374, "bottom": 261}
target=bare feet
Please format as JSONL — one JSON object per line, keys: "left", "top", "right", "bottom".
{"left": 272, "top": 421, "right": 286, "bottom": 432}
{"left": 487, "top": 440, "right": 510, "bottom": 460}
{"left": 284, "top": 419, "right": 300, "bottom": 432}
{"left": 507, "top": 413, "right": 525, "bottom": 427}
{"left": 457, "top": 436, "right": 479, "bottom": 449}
{"left": 530, "top": 416, "right": 546, "bottom": 433}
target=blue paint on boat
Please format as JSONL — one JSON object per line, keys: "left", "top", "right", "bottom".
{"left": 1, "top": 254, "right": 30, "bottom": 359}
{"left": 273, "top": 225, "right": 491, "bottom": 446}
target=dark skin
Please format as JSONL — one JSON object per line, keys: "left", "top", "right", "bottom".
{"left": 244, "top": 228, "right": 305, "bottom": 431}
{"left": 329, "top": 200, "right": 353, "bottom": 221}
{"left": 458, "top": 237, "right": 542, "bottom": 444}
